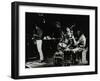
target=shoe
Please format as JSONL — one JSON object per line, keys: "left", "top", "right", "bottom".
{"left": 39, "top": 60, "right": 45, "bottom": 63}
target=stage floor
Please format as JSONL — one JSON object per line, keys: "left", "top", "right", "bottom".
{"left": 25, "top": 57, "right": 88, "bottom": 68}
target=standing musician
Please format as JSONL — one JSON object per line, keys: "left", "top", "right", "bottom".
{"left": 32, "top": 25, "right": 44, "bottom": 63}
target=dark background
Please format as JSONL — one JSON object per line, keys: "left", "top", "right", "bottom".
{"left": 25, "top": 12, "right": 89, "bottom": 62}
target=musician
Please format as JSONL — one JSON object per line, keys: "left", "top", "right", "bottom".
{"left": 32, "top": 25, "right": 44, "bottom": 62}
{"left": 71, "top": 30, "right": 86, "bottom": 63}
{"left": 55, "top": 25, "right": 74, "bottom": 63}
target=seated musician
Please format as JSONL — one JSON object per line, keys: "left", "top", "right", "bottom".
{"left": 57, "top": 27, "right": 74, "bottom": 65}
{"left": 71, "top": 30, "right": 87, "bottom": 64}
